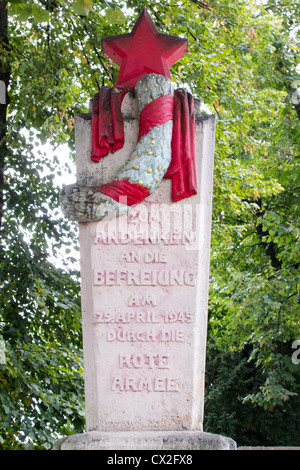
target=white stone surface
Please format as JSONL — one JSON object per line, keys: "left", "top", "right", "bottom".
{"left": 0, "top": 80, "right": 5, "bottom": 105}
{"left": 54, "top": 430, "right": 237, "bottom": 450}
{"left": 75, "top": 94, "right": 216, "bottom": 433}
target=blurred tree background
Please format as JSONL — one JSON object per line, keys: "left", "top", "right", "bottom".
{"left": 0, "top": 0, "right": 299, "bottom": 448}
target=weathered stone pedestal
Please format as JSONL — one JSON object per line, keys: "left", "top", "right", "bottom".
{"left": 54, "top": 430, "right": 236, "bottom": 450}
{"left": 54, "top": 93, "right": 236, "bottom": 450}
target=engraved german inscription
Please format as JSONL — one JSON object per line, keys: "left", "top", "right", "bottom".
{"left": 111, "top": 376, "right": 180, "bottom": 392}
{"left": 93, "top": 246, "right": 196, "bottom": 393}
{"left": 94, "top": 268, "right": 196, "bottom": 286}
{"left": 119, "top": 353, "right": 170, "bottom": 369}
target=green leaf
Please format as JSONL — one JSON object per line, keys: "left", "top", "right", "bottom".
{"left": 72, "top": 0, "right": 93, "bottom": 16}
{"left": 105, "top": 7, "right": 126, "bottom": 25}
{"left": 32, "top": 4, "right": 50, "bottom": 23}
{"left": 9, "top": 4, "right": 32, "bottom": 21}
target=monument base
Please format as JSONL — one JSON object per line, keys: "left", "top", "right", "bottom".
{"left": 53, "top": 430, "right": 237, "bottom": 450}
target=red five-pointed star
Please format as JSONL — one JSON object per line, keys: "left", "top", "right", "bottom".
{"left": 101, "top": 8, "right": 188, "bottom": 89}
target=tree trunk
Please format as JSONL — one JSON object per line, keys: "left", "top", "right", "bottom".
{"left": 0, "top": 0, "right": 9, "bottom": 233}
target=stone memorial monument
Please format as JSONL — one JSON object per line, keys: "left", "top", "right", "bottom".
{"left": 0, "top": 80, "right": 5, "bottom": 105}
{"left": 56, "top": 8, "right": 236, "bottom": 451}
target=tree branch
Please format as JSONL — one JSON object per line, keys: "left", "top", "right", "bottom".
{"left": 254, "top": 199, "right": 282, "bottom": 270}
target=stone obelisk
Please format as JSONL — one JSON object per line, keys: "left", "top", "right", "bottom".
{"left": 55, "top": 8, "right": 236, "bottom": 451}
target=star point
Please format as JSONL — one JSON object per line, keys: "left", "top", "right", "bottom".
{"left": 101, "top": 8, "right": 188, "bottom": 89}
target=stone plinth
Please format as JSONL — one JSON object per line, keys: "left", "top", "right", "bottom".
{"left": 54, "top": 430, "right": 237, "bottom": 450}
{"left": 54, "top": 92, "right": 236, "bottom": 450}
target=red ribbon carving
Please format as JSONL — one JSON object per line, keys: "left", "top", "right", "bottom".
{"left": 138, "top": 94, "right": 174, "bottom": 141}
{"left": 165, "top": 89, "right": 197, "bottom": 202}
{"left": 91, "top": 85, "right": 197, "bottom": 203}
{"left": 98, "top": 179, "right": 150, "bottom": 207}
{"left": 91, "top": 86, "right": 129, "bottom": 161}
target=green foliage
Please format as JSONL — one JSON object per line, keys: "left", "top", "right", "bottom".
{"left": 0, "top": 0, "right": 299, "bottom": 448}
{"left": 0, "top": 130, "right": 85, "bottom": 447}
{"left": 0, "top": 225, "right": 85, "bottom": 448}
{"left": 205, "top": 341, "right": 300, "bottom": 446}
